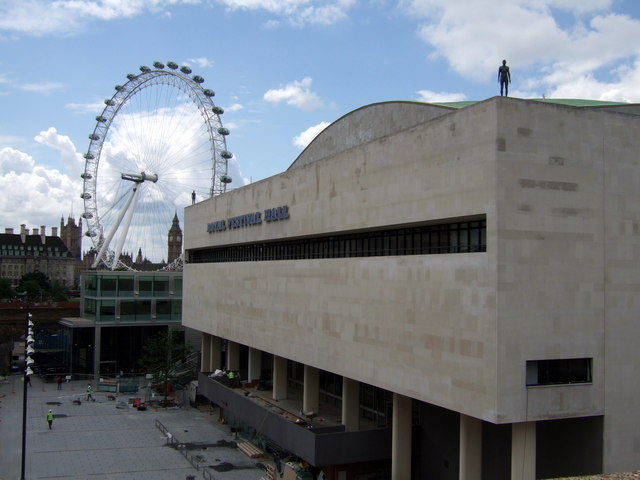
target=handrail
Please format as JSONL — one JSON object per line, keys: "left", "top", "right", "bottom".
{"left": 154, "top": 419, "right": 217, "bottom": 479}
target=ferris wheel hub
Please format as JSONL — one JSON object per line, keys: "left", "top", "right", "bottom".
{"left": 121, "top": 171, "right": 159, "bottom": 183}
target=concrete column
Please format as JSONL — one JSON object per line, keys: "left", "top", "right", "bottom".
{"left": 226, "top": 340, "right": 240, "bottom": 371}
{"left": 342, "top": 377, "right": 360, "bottom": 432}
{"left": 201, "top": 334, "right": 212, "bottom": 372}
{"left": 511, "top": 422, "right": 536, "bottom": 480}
{"left": 303, "top": 365, "right": 320, "bottom": 414}
{"left": 92, "top": 325, "right": 101, "bottom": 381}
{"left": 272, "top": 355, "right": 288, "bottom": 401}
{"left": 209, "top": 336, "right": 222, "bottom": 371}
{"left": 459, "top": 414, "right": 482, "bottom": 480}
{"left": 392, "top": 393, "right": 412, "bottom": 480}
{"left": 248, "top": 347, "right": 261, "bottom": 382}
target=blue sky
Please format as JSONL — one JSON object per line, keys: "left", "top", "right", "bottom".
{"left": 1, "top": 0, "right": 640, "bottom": 260}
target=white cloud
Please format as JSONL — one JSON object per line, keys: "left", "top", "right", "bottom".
{"left": 34, "top": 127, "right": 85, "bottom": 177}
{"left": 19, "top": 81, "right": 64, "bottom": 95}
{"left": 293, "top": 121, "right": 331, "bottom": 149}
{"left": 0, "top": 0, "right": 193, "bottom": 36}
{"left": 66, "top": 101, "right": 106, "bottom": 114}
{"left": 264, "top": 77, "right": 323, "bottom": 110}
{"left": 0, "top": 147, "right": 34, "bottom": 175}
{"left": 403, "top": 0, "right": 640, "bottom": 101}
{"left": 416, "top": 90, "right": 467, "bottom": 103}
{"left": 224, "top": 103, "right": 244, "bottom": 113}
{"left": 214, "top": 0, "right": 355, "bottom": 26}
{"left": 186, "top": 57, "right": 215, "bottom": 68}
{"left": 0, "top": 0, "right": 354, "bottom": 36}
{"left": 0, "top": 146, "right": 81, "bottom": 229}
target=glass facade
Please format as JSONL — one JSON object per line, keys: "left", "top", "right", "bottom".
{"left": 81, "top": 272, "right": 182, "bottom": 324}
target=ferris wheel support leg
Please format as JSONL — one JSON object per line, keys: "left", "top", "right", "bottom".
{"left": 112, "top": 185, "right": 141, "bottom": 270}
{"left": 91, "top": 185, "right": 139, "bottom": 269}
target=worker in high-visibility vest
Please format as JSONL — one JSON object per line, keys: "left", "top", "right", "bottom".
{"left": 227, "top": 370, "right": 235, "bottom": 387}
{"left": 47, "top": 410, "right": 54, "bottom": 429}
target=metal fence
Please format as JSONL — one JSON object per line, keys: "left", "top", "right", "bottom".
{"left": 154, "top": 419, "right": 217, "bottom": 480}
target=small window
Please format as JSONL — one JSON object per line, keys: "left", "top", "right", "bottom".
{"left": 526, "top": 358, "right": 592, "bottom": 386}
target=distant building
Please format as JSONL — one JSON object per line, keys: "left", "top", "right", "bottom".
{"left": 59, "top": 215, "right": 82, "bottom": 260}
{"left": 61, "top": 269, "right": 185, "bottom": 377}
{"left": 82, "top": 216, "right": 183, "bottom": 271}
{"left": 0, "top": 224, "right": 77, "bottom": 288}
{"left": 167, "top": 212, "right": 183, "bottom": 263}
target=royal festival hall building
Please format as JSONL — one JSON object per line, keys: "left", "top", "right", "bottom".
{"left": 182, "top": 96, "right": 640, "bottom": 480}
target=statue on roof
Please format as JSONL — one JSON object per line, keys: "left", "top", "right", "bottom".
{"left": 498, "top": 60, "right": 511, "bottom": 97}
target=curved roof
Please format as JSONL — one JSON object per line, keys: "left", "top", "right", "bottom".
{"left": 288, "top": 101, "right": 454, "bottom": 171}
{"left": 288, "top": 98, "right": 638, "bottom": 171}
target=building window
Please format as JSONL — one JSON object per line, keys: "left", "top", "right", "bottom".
{"left": 118, "top": 276, "right": 135, "bottom": 297}
{"left": 526, "top": 358, "right": 592, "bottom": 386}
{"left": 139, "top": 276, "right": 153, "bottom": 296}
{"left": 189, "top": 216, "right": 487, "bottom": 263}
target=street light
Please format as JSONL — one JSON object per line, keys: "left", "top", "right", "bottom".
{"left": 16, "top": 292, "right": 34, "bottom": 480}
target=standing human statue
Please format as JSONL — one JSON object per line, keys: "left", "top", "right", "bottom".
{"left": 191, "top": 190, "right": 196, "bottom": 205}
{"left": 498, "top": 59, "right": 511, "bottom": 96}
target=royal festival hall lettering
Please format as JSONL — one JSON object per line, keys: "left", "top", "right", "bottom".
{"left": 207, "top": 205, "right": 289, "bottom": 233}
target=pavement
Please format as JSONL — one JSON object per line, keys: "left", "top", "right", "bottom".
{"left": 0, "top": 374, "right": 271, "bottom": 480}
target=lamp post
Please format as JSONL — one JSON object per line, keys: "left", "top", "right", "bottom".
{"left": 17, "top": 292, "right": 34, "bottom": 480}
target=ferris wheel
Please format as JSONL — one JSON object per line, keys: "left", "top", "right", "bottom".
{"left": 80, "top": 61, "right": 233, "bottom": 270}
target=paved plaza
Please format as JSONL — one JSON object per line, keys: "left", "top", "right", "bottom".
{"left": 0, "top": 375, "right": 269, "bottom": 480}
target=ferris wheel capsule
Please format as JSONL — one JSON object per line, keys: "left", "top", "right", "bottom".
{"left": 153, "top": 61, "right": 165, "bottom": 69}
{"left": 167, "top": 61, "right": 178, "bottom": 69}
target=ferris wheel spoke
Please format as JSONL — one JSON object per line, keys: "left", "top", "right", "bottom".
{"left": 81, "top": 62, "right": 233, "bottom": 270}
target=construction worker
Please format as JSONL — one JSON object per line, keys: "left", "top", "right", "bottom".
{"left": 227, "top": 370, "right": 235, "bottom": 387}
{"left": 86, "top": 384, "right": 94, "bottom": 401}
{"left": 47, "top": 409, "right": 54, "bottom": 429}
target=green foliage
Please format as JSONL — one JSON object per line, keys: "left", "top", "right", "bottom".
{"left": 19, "top": 271, "right": 51, "bottom": 291}
{"left": 0, "top": 278, "right": 14, "bottom": 300}
{"left": 49, "top": 281, "right": 70, "bottom": 302}
{"left": 18, "top": 279, "right": 42, "bottom": 301}
{"left": 138, "top": 328, "right": 193, "bottom": 398}
{"left": 10, "top": 271, "right": 70, "bottom": 302}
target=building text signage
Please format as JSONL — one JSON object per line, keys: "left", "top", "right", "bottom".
{"left": 207, "top": 205, "right": 289, "bottom": 233}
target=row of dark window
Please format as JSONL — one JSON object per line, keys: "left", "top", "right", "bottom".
{"left": 188, "top": 218, "right": 487, "bottom": 263}
{"left": 526, "top": 358, "right": 592, "bottom": 386}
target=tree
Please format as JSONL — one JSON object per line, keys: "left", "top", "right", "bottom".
{"left": 17, "top": 271, "right": 51, "bottom": 301}
{"left": 49, "top": 281, "right": 70, "bottom": 302}
{"left": 138, "top": 328, "right": 192, "bottom": 400}
{"left": 0, "top": 278, "right": 14, "bottom": 300}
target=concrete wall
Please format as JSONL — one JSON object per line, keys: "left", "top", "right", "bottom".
{"left": 494, "top": 98, "right": 607, "bottom": 422}
{"left": 184, "top": 97, "right": 640, "bottom": 472}
{"left": 601, "top": 107, "right": 640, "bottom": 472}
{"left": 185, "top": 100, "right": 500, "bottom": 422}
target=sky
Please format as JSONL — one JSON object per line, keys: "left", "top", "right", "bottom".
{"left": 1, "top": 0, "right": 640, "bottom": 261}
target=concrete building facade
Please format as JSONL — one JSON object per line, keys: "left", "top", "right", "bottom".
{"left": 0, "top": 224, "right": 78, "bottom": 288}
{"left": 182, "top": 97, "right": 640, "bottom": 479}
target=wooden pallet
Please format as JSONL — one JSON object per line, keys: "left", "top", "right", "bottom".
{"left": 237, "top": 441, "right": 268, "bottom": 459}
{"left": 260, "top": 464, "right": 277, "bottom": 480}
